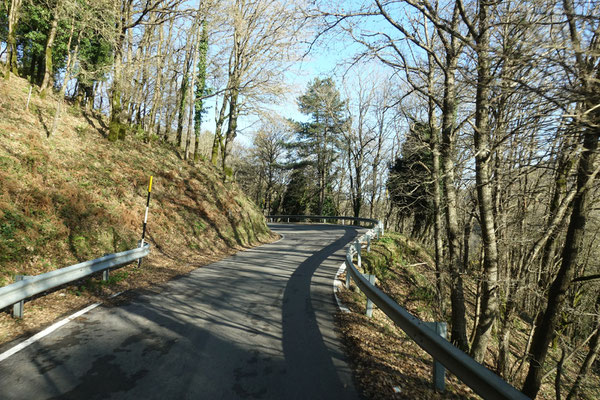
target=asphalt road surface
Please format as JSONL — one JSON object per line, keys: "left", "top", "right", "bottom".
{"left": 0, "top": 224, "right": 363, "bottom": 400}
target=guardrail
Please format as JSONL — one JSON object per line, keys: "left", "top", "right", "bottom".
{"left": 267, "top": 215, "right": 529, "bottom": 400}
{"left": 0, "top": 243, "right": 150, "bottom": 317}
{"left": 267, "top": 214, "right": 380, "bottom": 228}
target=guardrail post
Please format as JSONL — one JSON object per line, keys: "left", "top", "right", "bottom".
{"left": 102, "top": 254, "right": 110, "bottom": 281}
{"left": 364, "top": 274, "right": 376, "bottom": 317}
{"left": 367, "top": 235, "right": 371, "bottom": 253}
{"left": 354, "top": 241, "right": 361, "bottom": 269}
{"left": 12, "top": 275, "right": 30, "bottom": 318}
{"left": 424, "top": 322, "right": 448, "bottom": 392}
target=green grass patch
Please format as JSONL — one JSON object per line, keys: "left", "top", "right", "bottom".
{"left": 0, "top": 209, "right": 34, "bottom": 262}
{"left": 193, "top": 220, "right": 207, "bottom": 235}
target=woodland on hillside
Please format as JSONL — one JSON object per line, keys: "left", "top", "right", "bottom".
{"left": 1, "top": 0, "right": 600, "bottom": 398}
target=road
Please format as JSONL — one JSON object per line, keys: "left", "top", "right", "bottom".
{"left": 0, "top": 224, "right": 363, "bottom": 399}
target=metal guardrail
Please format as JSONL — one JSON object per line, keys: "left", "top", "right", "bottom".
{"left": 267, "top": 215, "right": 529, "bottom": 400}
{"left": 267, "top": 214, "right": 379, "bottom": 227}
{"left": 0, "top": 243, "right": 151, "bottom": 314}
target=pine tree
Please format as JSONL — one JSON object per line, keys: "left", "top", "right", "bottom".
{"left": 281, "top": 164, "right": 310, "bottom": 216}
{"left": 295, "top": 77, "right": 347, "bottom": 215}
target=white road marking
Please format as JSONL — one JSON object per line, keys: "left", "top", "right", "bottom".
{"left": 0, "top": 290, "right": 124, "bottom": 363}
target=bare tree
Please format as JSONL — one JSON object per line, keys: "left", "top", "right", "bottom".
{"left": 209, "top": 0, "right": 307, "bottom": 175}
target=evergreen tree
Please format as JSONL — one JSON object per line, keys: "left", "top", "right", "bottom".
{"left": 17, "top": 1, "right": 52, "bottom": 84}
{"left": 281, "top": 164, "right": 310, "bottom": 216}
{"left": 294, "top": 77, "right": 347, "bottom": 215}
{"left": 387, "top": 122, "right": 434, "bottom": 240}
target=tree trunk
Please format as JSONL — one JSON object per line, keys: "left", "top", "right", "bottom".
{"left": 40, "top": 2, "right": 60, "bottom": 93}
{"left": 470, "top": 0, "right": 500, "bottom": 363}
{"left": 108, "top": 2, "right": 129, "bottom": 142}
{"left": 28, "top": 52, "right": 38, "bottom": 83}
{"left": 222, "top": 84, "right": 239, "bottom": 174}
{"left": 164, "top": 73, "right": 178, "bottom": 142}
{"left": 50, "top": 19, "right": 77, "bottom": 137}
{"left": 194, "top": 19, "right": 209, "bottom": 162}
{"left": 439, "top": 23, "right": 469, "bottom": 351}
{"left": 177, "top": 30, "right": 195, "bottom": 148}
{"left": 185, "top": 19, "right": 201, "bottom": 160}
{"left": 148, "top": 15, "right": 170, "bottom": 138}
{"left": 522, "top": 0, "right": 600, "bottom": 394}
{"left": 5, "top": 0, "right": 23, "bottom": 78}
{"left": 370, "top": 127, "right": 384, "bottom": 219}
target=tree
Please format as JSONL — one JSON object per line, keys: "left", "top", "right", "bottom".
{"left": 249, "top": 117, "right": 290, "bottom": 213}
{"left": 108, "top": 0, "right": 177, "bottom": 142}
{"left": 342, "top": 74, "right": 383, "bottom": 219}
{"left": 295, "top": 77, "right": 347, "bottom": 215}
{"left": 387, "top": 122, "right": 434, "bottom": 240}
{"left": 39, "top": 0, "right": 60, "bottom": 93}
{"left": 461, "top": 0, "right": 501, "bottom": 364}
{"left": 280, "top": 164, "right": 310, "bottom": 216}
{"left": 193, "top": 18, "right": 210, "bottom": 162}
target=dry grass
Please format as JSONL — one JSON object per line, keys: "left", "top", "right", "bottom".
{"left": 0, "top": 75, "right": 276, "bottom": 346}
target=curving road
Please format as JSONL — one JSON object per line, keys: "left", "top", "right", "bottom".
{"left": 0, "top": 224, "right": 363, "bottom": 399}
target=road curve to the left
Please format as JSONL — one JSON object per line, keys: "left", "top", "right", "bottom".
{"left": 0, "top": 223, "right": 363, "bottom": 400}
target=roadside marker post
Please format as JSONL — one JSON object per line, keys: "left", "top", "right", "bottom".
{"left": 26, "top": 86, "right": 33, "bottom": 111}
{"left": 137, "top": 176, "right": 153, "bottom": 267}
{"left": 354, "top": 241, "right": 361, "bottom": 269}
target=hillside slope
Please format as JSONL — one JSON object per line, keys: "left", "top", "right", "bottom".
{"left": 0, "top": 76, "right": 274, "bottom": 344}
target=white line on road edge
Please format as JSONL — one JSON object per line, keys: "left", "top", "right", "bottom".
{"left": 0, "top": 302, "right": 101, "bottom": 363}
{"left": 333, "top": 261, "right": 350, "bottom": 313}
{"left": 272, "top": 233, "right": 285, "bottom": 244}
{"left": 0, "top": 290, "right": 124, "bottom": 363}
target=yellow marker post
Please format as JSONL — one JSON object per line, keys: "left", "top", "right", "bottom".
{"left": 138, "top": 176, "right": 153, "bottom": 267}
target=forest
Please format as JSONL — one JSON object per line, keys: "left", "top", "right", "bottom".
{"left": 1, "top": 0, "right": 599, "bottom": 398}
